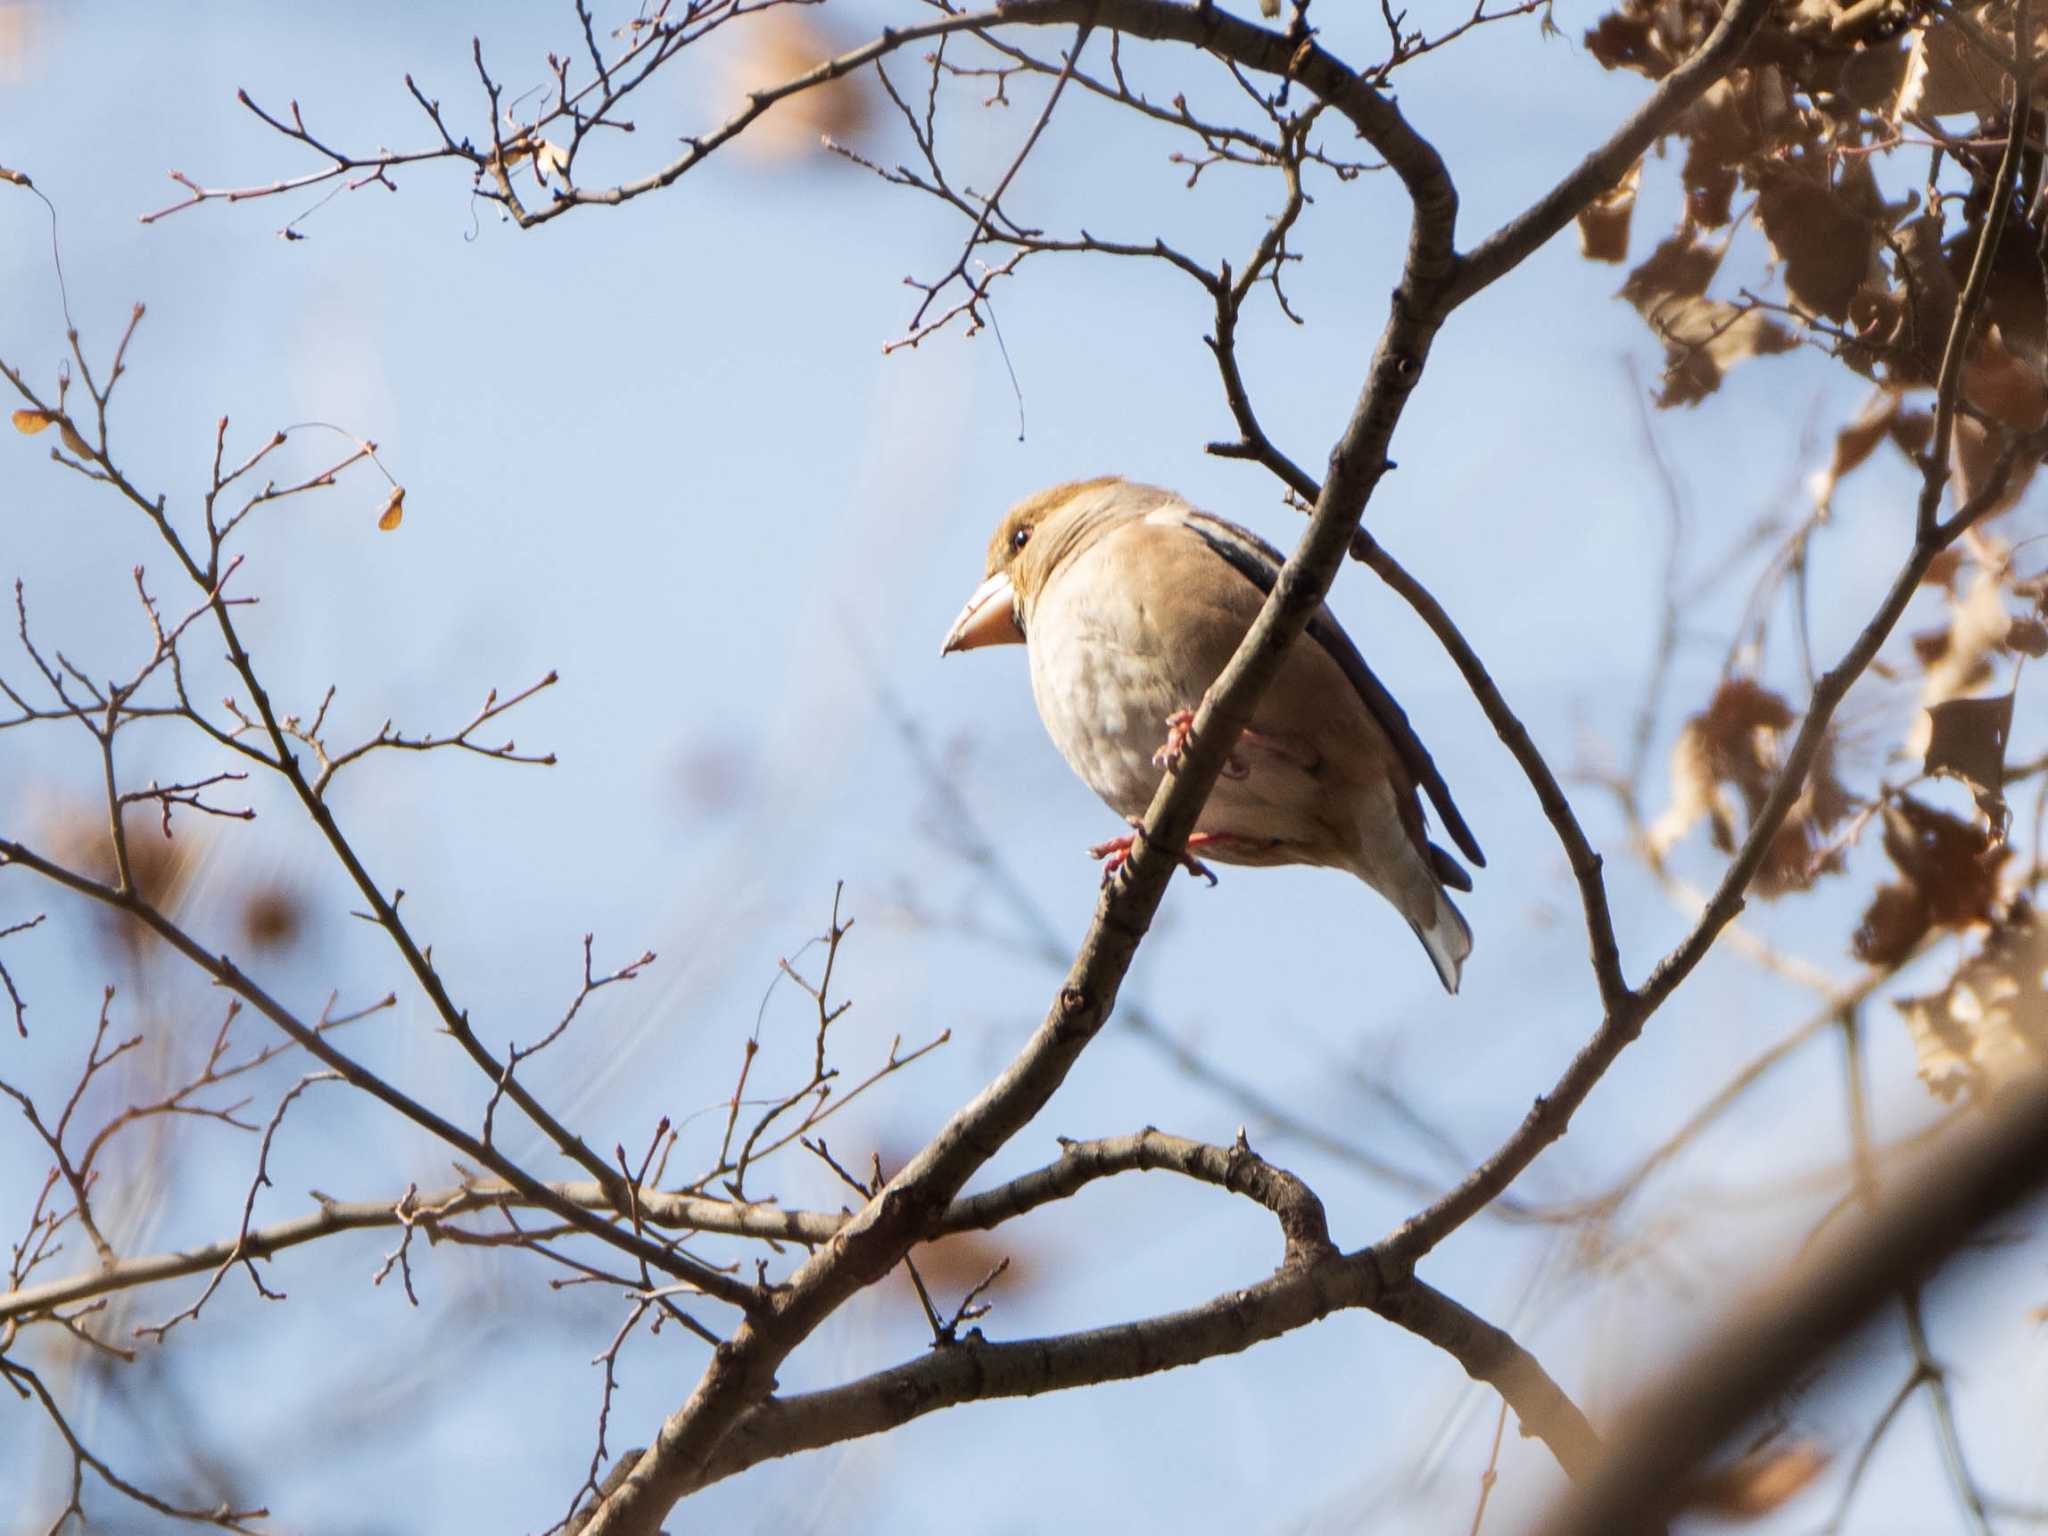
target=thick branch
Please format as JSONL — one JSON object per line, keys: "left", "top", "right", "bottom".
{"left": 1532, "top": 1072, "right": 2048, "bottom": 1536}
{"left": 574, "top": 1262, "right": 1594, "bottom": 1514}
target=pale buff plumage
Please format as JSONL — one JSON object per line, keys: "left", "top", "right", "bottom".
{"left": 941, "top": 477, "right": 1484, "bottom": 993}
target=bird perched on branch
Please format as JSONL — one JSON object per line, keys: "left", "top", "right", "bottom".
{"left": 940, "top": 477, "right": 1484, "bottom": 992}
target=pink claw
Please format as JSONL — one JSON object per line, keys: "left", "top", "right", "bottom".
{"left": 1152, "top": 709, "right": 1257, "bottom": 780}
{"left": 1151, "top": 709, "right": 1198, "bottom": 773}
{"left": 1087, "top": 819, "right": 1223, "bottom": 887}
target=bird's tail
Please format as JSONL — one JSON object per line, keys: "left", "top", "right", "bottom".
{"left": 1409, "top": 885, "right": 1473, "bottom": 995}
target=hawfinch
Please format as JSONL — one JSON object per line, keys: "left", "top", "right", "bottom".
{"left": 940, "top": 477, "right": 1484, "bottom": 992}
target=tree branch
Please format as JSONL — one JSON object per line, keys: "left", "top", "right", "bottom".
{"left": 1532, "top": 1071, "right": 2048, "bottom": 1536}
{"left": 0, "top": 837, "right": 757, "bottom": 1311}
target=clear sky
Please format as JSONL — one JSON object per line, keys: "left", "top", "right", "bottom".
{"left": 2, "top": 3, "right": 2040, "bottom": 1532}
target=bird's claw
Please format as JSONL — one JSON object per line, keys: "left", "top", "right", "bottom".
{"left": 1088, "top": 820, "right": 1220, "bottom": 887}
{"left": 1152, "top": 709, "right": 1251, "bottom": 780}
{"left": 1150, "top": 710, "right": 1197, "bottom": 773}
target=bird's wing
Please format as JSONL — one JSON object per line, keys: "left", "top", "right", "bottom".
{"left": 1167, "top": 508, "right": 1486, "bottom": 870}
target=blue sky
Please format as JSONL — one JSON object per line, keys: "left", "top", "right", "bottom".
{"left": 2, "top": 3, "right": 2041, "bottom": 1532}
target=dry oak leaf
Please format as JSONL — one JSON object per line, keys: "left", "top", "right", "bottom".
{"left": 1909, "top": 565, "right": 2012, "bottom": 756}
{"left": 1649, "top": 679, "right": 1850, "bottom": 893}
{"left": 1923, "top": 690, "right": 2015, "bottom": 832}
{"left": 1897, "top": 5, "right": 2048, "bottom": 122}
{"left": 1649, "top": 677, "right": 1792, "bottom": 857}
{"left": 2006, "top": 615, "right": 2048, "bottom": 656}
{"left": 1894, "top": 18, "right": 1986, "bottom": 120}
{"left": 1852, "top": 795, "right": 2009, "bottom": 964}
{"left": 1895, "top": 901, "right": 2048, "bottom": 1104}
{"left": 1821, "top": 28, "right": 1914, "bottom": 109}
{"left": 1981, "top": 228, "right": 2048, "bottom": 372}
{"left": 1844, "top": 213, "right": 1957, "bottom": 385}
{"left": 1675, "top": 70, "right": 1795, "bottom": 230}
{"left": 1855, "top": 880, "right": 1931, "bottom": 967}
{"left": 1584, "top": 0, "right": 1721, "bottom": 79}
{"left": 377, "top": 486, "right": 405, "bottom": 531}
{"left": 1763, "top": 733, "right": 1854, "bottom": 895}
{"left": 1577, "top": 160, "right": 1641, "bottom": 264}
{"left": 1807, "top": 387, "right": 1908, "bottom": 513}
{"left": 1951, "top": 328, "right": 2048, "bottom": 516}
{"left": 1755, "top": 153, "right": 1884, "bottom": 321}
{"left": 1623, "top": 234, "right": 1800, "bottom": 406}
{"left": 1922, "top": 544, "right": 1965, "bottom": 590}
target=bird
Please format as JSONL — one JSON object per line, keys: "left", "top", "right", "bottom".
{"left": 939, "top": 477, "right": 1484, "bottom": 993}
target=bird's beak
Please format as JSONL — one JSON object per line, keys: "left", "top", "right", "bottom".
{"left": 940, "top": 571, "right": 1024, "bottom": 655}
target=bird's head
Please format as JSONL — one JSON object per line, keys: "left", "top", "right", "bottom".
{"left": 939, "top": 477, "right": 1131, "bottom": 655}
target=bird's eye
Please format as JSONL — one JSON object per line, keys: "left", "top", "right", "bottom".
{"left": 1011, "top": 525, "right": 1033, "bottom": 553}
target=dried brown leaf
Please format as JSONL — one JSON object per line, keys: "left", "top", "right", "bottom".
{"left": 377, "top": 486, "right": 405, "bottom": 532}
{"left": 1584, "top": 0, "right": 1717, "bottom": 79}
{"left": 1756, "top": 159, "right": 1880, "bottom": 321}
{"left": 1670, "top": 67, "right": 1800, "bottom": 233}
{"left": 1886, "top": 795, "right": 2006, "bottom": 927}
{"left": 1585, "top": 8, "right": 1664, "bottom": 75}
{"left": 1889, "top": 405, "right": 1934, "bottom": 456}
{"left": 1653, "top": 300, "right": 1799, "bottom": 407}
{"left": 1924, "top": 691, "right": 2015, "bottom": 831}
{"left": 1952, "top": 329, "right": 2048, "bottom": 515}
{"left": 1855, "top": 880, "right": 1932, "bottom": 965}
{"left": 1829, "top": 32, "right": 1913, "bottom": 109}
{"left": 1962, "top": 324, "right": 2048, "bottom": 424}
{"left": 1681, "top": 78, "right": 1751, "bottom": 229}
{"left": 1865, "top": 212, "right": 1961, "bottom": 384}
{"left": 1896, "top": 903, "right": 2048, "bottom": 1104}
{"left": 1922, "top": 545, "right": 1964, "bottom": 589}
{"left": 1984, "top": 229, "right": 2048, "bottom": 370}
{"left": 1897, "top": 17, "right": 1998, "bottom": 119}
{"left": 1622, "top": 231, "right": 1723, "bottom": 306}
{"left": 1759, "top": 732, "right": 1855, "bottom": 896}
{"left": 11, "top": 407, "right": 54, "bottom": 434}
{"left": 1914, "top": 568, "right": 2011, "bottom": 736}
{"left": 1808, "top": 389, "right": 1906, "bottom": 512}
{"left": 1577, "top": 161, "right": 1641, "bottom": 264}
{"left": 1854, "top": 793, "right": 2009, "bottom": 966}
{"left": 1650, "top": 719, "right": 1736, "bottom": 856}
{"left": 2008, "top": 616, "right": 2048, "bottom": 656}
{"left": 1650, "top": 680, "right": 1846, "bottom": 892}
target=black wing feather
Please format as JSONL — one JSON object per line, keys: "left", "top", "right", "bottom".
{"left": 1179, "top": 511, "right": 1485, "bottom": 870}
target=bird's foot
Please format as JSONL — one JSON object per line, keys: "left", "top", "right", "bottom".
{"left": 1088, "top": 819, "right": 1223, "bottom": 887}
{"left": 1150, "top": 710, "right": 1197, "bottom": 773}
{"left": 1151, "top": 710, "right": 1252, "bottom": 780}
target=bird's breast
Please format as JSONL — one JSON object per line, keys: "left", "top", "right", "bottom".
{"left": 1026, "top": 588, "right": 1181, "bottom": 821}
